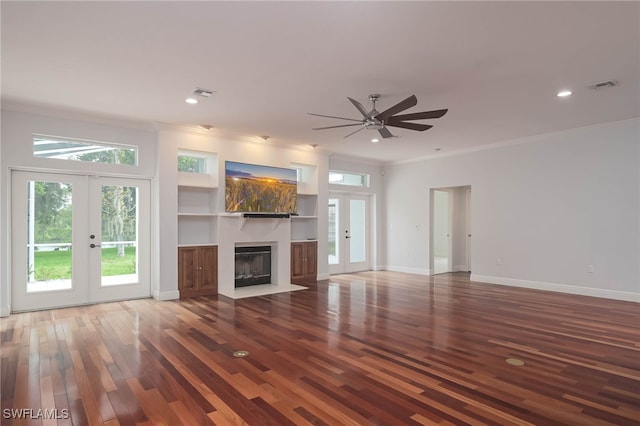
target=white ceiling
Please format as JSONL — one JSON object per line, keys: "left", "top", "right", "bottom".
{"left": 2, "top": 1, "right": 638, "bottom": 163}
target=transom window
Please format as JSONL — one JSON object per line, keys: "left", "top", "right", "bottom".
{"left": 178, "top": 153, "right": 207, "bottom": 173}
{"left": 34, "top": 135, "right": 138, "bottom": 166}
{"left": 329, "top": 170, "right": 369, "bottom": 187}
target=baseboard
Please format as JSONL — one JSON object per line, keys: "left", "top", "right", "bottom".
{"left": 385, "top": 265, "right": 431, "bottom": 276}
{"left": 471, "top": 274, "right": 640, "bottom": 302}
{"left": 0, "top": 304, "right": 10, "bottom": 317}
{"left": 153, "top": 290, "right": 180, "bottom": 301}
{"left": 453, "top": 265, "right": 470, "bottom": 272}
{"left": 317, "top": 272, "right": 330, "bottom": 281}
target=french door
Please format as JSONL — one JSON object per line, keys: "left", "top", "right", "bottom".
{"left": 328, "top": 193, "right": 370, "bottom": 274}
{"left": 11, "top": 171, "right": 150, "bottom": 311}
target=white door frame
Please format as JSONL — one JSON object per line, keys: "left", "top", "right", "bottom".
{"left": 430, "top": 186, "right": 472, "bottom": 275}
{"left": 430, "top": 189, "right": 452, "bottom": 275}
{"left": 329, "top": 192, "right": 370, "bottom": 275}
{"left": 466, "top": 188, "right": 472, "bottom": 272}
{"left": 11, "top": 171, "right": 150, "bottom": 311}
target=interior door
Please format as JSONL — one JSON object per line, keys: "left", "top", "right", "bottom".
{"left": 328, "top": 193, "right": 370, "bottom": 274}
{"left": 11, "top": 171, "right": 150, "bottom": 312}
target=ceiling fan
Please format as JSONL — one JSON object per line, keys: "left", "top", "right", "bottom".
{"left": 309, "top": 94, "right": 447, "bottom": 139}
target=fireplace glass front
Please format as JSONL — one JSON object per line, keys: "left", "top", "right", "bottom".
{"left": 235, "top": 246, "right": 271, "bottom": 287}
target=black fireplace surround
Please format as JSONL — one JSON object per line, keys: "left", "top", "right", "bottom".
{"left": 235, "top": 246, "right": 272, "bottom": 287}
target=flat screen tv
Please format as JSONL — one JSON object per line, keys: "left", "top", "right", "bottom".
{"left": 225, "top": 161, "right": 297, "bottom": 213}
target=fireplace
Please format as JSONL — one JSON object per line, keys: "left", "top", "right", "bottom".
{"left": 235, "top": 246, "right": 272, "bottom": 287}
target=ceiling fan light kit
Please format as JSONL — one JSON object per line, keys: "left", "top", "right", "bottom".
{"left": 309, "top": 93, "right": 447, "bottom": 140}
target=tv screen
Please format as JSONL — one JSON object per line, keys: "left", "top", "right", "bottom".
{"left": 225, "top": 161, "right": 297, "bottom": 213}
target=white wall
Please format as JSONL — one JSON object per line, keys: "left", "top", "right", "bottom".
{"left": 385, "top": 119, "right": 640, "bottom": 301}
{"left": 0, "top": 108, "right": 158, "bottom": 315}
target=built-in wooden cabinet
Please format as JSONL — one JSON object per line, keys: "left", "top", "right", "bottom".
{"left": 178, "top": 245, "right": 218, "bottom": 298}
{"left": 291, "top": 241, "right": 318, "bottom": 284}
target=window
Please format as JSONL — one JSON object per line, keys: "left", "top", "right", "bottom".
{"left": 328, "top": 171, "right": 369, "bottom": 187}
{"left": 34, "top": 135, "right": 138, "bottom": 166}
{"left": 178, "top": 154, "right": 207, "bottom": 173}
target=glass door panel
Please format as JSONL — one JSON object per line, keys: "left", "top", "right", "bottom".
{"left": 328, "top": 198, "right": 339, "bottom": 265}
{"left": 27, "top": 180, "right": 74, "bottom": 292}
{"left": 100, "top": 184, "right": 139, "bottom": 286}
{"left": 349, "top": 199, "right": 366, "bottom": 264}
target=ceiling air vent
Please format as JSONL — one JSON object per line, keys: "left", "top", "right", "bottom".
{"left": 193, "top": 87, "right": 215, "bottom": 97}
{"left": 587, "top": 80, "right": 618, "bottom": 90}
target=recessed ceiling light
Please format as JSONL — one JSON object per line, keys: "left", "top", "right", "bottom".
{"left": 185, "top": 97, "right": 198, "bottom": 104}
{"left": 556, "top": 90, "right": 572, "bottom": 97}
{"left": 371, "top": 138, "right": 379, "bottom": 143}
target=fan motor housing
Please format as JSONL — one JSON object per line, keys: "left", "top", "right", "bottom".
{"left": 364, "top": 118, "right": 383, "bottom": 130}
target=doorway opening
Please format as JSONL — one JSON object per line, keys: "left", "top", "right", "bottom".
{"left": 430, "top": 186, "right": 471, "bottom": 275}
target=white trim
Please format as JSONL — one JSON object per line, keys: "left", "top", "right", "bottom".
{"left": 153, "top": 290, "right": 180, "bottom": 301}
{"left": 385, "top": 265, "right": 431, "bottom": 276}
{"left": 0, "top": 304, "right": 10, "bottom": 317}
{"left": 317, "top": 272, "right": 330, "bottom": 281}
{"left": 471, "top": 274, "right": 640, "bottom": 303}
{"left": 391, "top": 118, "right": 640, "bottom": 165}
{"left": 453, "top": 265, "right": 469, "bottom": 272}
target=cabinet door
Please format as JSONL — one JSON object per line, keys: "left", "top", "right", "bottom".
{"left": 178, "top": 247, "right": 198, "bottom": 291}
{"left": 199, "top": 245, "right": 218, "bottom": 292}
{"left": 291, "top": 243, "right": 306, "bottom": 281}
{"left": 305, "top": 241, "right": 318, "bottom": 279}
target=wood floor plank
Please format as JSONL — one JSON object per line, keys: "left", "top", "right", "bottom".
{"left": 1, "top": 272, "right": 639, "bottom": 425}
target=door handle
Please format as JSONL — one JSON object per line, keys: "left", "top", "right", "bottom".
{"left": 90, "top": 243, "right": 102, "bottom": 248}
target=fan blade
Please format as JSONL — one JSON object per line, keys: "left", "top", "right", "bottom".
{"left": 313, "top": 123, "right": 362, "bottom": 130}
{"left": 347, "top": 97, "right": 370, "bottom": 118}
{"left": 344, "top": 126, "right": 365, "bottom": 138}
{"left": 388, "top": 109, "right": 448, "bottom": 121}
{"left": 307, "top": 113, "right": 362, "bottom": 122}
{"left": 378, "top": 127, "right": 394, "bottom": 139}
{"left": 386, "top": 121, "right": 434, "bottom": 131}
{"left": 375, "top": 95, "right": 418, "bottom": 122}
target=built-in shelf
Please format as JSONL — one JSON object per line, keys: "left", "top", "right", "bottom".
{"left": 178, "top": 212, "right": 219, "bottom": 217}
{"left": 178, "top": 178, "right": 219, "bottom": 245}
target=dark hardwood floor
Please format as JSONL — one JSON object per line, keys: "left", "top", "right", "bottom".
{"left": 1, "top": 272, "right": 639, "bottom": 425}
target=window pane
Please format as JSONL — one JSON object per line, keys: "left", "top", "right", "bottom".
{"left": 328, "top": 198, "right": 339, "bottom": 265}
{"left": 329, "top": 170, "right": 369, "bottom": 187}
{"left": 178, "top": 155, "right": 206, "bottom": 173}
{"left": 27, "top": 180, "right": 73, "bottom": 292}
{"left": 101, "top": 185, "right": 139, "bottom": 286}
{"left": 34, "top": 135, "right": 137, "bottom": 166}
{"left": 349, "top": 199, "right": 366, "bottom": 263}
